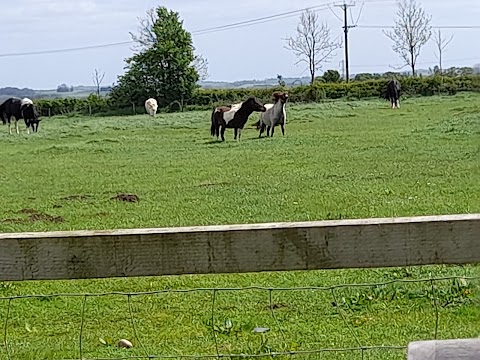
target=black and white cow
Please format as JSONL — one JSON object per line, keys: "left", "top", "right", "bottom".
{"left": 385, "top": 79, "right": 401, "bottom": 109}
{"left": 0, "top": 97, "right": 41, "bottom": 134}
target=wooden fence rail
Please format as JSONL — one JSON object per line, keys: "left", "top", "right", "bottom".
{"left": 1, "top": 214, "right": 479, "bottom": 281}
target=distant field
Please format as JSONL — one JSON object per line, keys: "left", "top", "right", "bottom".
{"left": 0, "top": 93, "right": 479, "bottom": 360}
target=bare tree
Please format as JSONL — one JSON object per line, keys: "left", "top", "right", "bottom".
{"left": 192, "top": 55, "right": 209, "bottom": 81}
{"left": 92, "top": 68, "right": 105, "bottom": 96}
{"left": 129, "top": 7, "right": 209, "bottom": 80}
{"left": 129, "top": 8, "right": 158, "bottom": 51}
{"left": 432, "top": 30, "right": 453, "bottom": 74}
{"left": 384, "top": 0, "right": 432, "bottom": 76}
{"left": 284, "top": 9, "right": 341, "bottom": 85}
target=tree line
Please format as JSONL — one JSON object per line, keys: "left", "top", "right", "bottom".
{"left": 100, "top": 0, "right": 477, "bottom": 110}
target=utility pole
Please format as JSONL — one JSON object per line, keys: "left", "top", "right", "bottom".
{"left": 335, "top": 2, "right": 356, "bottom": 83}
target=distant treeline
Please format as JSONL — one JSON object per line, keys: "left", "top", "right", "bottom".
{"left": 31, "top": 75, "right": 480, "bottom": 117}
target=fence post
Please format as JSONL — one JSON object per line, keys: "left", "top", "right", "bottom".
{"left": 132, "top": 102, "right": 136, "bottom": 115}
{"left": 408, "top": 339, "right": 480, "bottom": 360}
{"left": 89, "top": 104, "right": 92, "bottom": 116}
{"left": 48, "top": 108, "right": 51, "bottom": 117}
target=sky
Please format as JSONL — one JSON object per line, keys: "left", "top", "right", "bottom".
{"left": 1, "top": 0, "right": 480, "bottom": 89}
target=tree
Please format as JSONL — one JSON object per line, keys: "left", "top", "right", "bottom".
{"left": 322, "top": 69, "right": 341, "bottom": 83}
{"left": 432, "top": 30, "right": 453, "bottom": 74}
{"left": 129, "top": 7, "right": 208, "bottom": 81}
{"left": 277, "top": 74, "right": 286, "bottom": 87}
{"left": 92, "top": 68, "right": 106, "bottom": 96}
{"left": 110, "top": 6, "right": 199, "bottom": 108}
{"left": 384, "top": 0, "right": 432, "bottom": 76}
{"left": 56, "top": 83, "right": 73, "bottom": 93}
{"left": 284, "top": 9, "right": 341, "bottom": 85}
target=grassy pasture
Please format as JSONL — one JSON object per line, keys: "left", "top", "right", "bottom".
{"left": 0, "top": 93, "right": 479, "bottom": 359}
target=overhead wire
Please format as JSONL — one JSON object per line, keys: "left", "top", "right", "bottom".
{"left": 0, "top": 0, "right": 478, "bottom": 58}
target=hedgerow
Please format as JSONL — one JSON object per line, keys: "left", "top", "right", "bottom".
{"left": 34, "top": 75, "right": 480, "bottom": 117}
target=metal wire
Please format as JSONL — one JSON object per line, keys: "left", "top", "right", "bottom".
{"left": 0, "top": 275, "right": 476, "bottom": 360}
{"left": 79, "top": 295, "right": 88, "bottom": 360}
{"left": 1, "top": 275, "right": 477, "bottom": 301}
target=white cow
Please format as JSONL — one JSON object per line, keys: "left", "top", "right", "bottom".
{"left": 145, "top": 98, "right": 158, "bottom": 117}
{"left": 257, "top": 92, "right": 288, "bottom": 138}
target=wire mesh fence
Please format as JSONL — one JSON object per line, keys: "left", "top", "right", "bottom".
{"left": 1, "top": 275, "right": 479, "bottom": 360}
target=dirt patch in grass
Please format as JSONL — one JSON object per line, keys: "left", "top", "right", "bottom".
{"left": 62, "top": 194, "right": 93, "bottom": 201}
{"left": 13, "top": 209, "right": 65, "bottom": 223}
{"left": 111, "top": 193, "right": 139, "bottom": 203}
{"left": 2, "top": 218, "right": 25, "bottom": 224}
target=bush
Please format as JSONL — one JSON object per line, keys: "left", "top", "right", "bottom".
{"left": 34, "top": 75, "right": 480, "bottom": 117}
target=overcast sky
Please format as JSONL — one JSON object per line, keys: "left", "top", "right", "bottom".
{"left": 1, "top": 0, "right": 479, "bottom": 89}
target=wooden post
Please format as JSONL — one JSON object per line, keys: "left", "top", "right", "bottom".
{"left": 0, "top": 214, "right": 479, "bottom": 281}
{"left": 408, "top": 339, "right": 480, "bottom": 360}
{"left": 48, "top": 108, "right": 51, "bottom": 117}
{"left": 132, "top": 102, "right": 136, "bottom": 115}
{"left": 89, "top": 104, "right": 92, "bottom": 116}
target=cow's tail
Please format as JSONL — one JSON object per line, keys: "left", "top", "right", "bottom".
{"left": 210, "top": 108, "right": 217, "bottom": 137}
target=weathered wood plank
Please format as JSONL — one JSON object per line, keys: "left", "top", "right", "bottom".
{"left": 1, "top": 214, "right": 479, "bottom": 281}
{"left": 408, "top": 339, "right": 480, "bottom": 360}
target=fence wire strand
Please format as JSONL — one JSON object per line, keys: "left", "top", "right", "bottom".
{"left": 430, "top": 278, "right": 440, "bottom": 340}
{"left": 3, "top": 298, "right": 12, "bottom": 360}
{"left": 1, "top": 275, "right": 478, "bottom": 360}
{"left": 79, "top": 295, "right": 88, "bottom": 360}
{"left": 331, "top": 288, "right": 365, "bottom": 360}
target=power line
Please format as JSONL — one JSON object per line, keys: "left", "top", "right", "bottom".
{"left": 0, "top": 2, "right": 338, "bottom": 58}
{"left": 0, "top": 0, "right": 478, "bottom": 59}
{"left": 0, "top": 41, "right": 134, "bottom": 58}
{"left": 191, "top": 2, "right": 335, "bottom": 35}
{"left": 358, "top": 25, "right": 480, "bottom": 29}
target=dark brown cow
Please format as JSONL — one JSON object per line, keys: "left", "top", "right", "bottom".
{"left": 0, "top": 97, "right": 41, "bottom": 134}
{"left": 210, "top": 96, "right": 266, "bottom": 141}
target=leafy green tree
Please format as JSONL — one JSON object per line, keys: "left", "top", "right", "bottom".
{"left": 110, "top": 6, "right": 199, "bottom": 109}
{"left": 322, "top": 70, "right": 341, "bottom": 83}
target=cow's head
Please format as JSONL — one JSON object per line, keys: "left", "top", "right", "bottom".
{"left": 244, "top": 96, "right": 267, "bottom": 113}
{"left": 273, "top": 92, "right": 289, "bottom": 104}
{"left": 21, "top": 104, "right": 41, "bottom": 132}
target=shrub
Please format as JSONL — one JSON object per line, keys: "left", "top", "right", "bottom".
{"left": 34, "top": 75, "right": 480, "bottom": 117}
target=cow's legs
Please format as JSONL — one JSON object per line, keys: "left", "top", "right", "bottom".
{"left": 220, "top": 126, "right": 226, "bottom": 142}
{"left": 259, "top": 124, "right": 265, "bottom": 138}
{"left": 281, "top": 124, "right": 285, "bottom": 136}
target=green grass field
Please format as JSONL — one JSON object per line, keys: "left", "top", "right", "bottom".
{"left": 0, "top": 93, "right": 479, "bottom": 359}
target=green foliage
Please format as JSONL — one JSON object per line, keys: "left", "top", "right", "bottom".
{"left": 321, "top": 69, "right": 342, "bottom": 83}
{"left": 109, "top": 6, "right": 199, "bottom": 108}
{"left": 34, "top": 75, "right": 480, "bottom": 117}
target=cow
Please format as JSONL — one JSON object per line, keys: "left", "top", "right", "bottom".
{"left": 385, "top": 79, "right": 401, "bottom": 109}
{"left": 145, "top": 98, "right": 158, "bottom": 117}
{"left": 0, "top": 97, "right": 41, "bottom": 134}
{"left": 210, "top": 97, "right": 266, "bottom": 142}
{"left": 255, "top": 91, "right": 289, "bottom": 138}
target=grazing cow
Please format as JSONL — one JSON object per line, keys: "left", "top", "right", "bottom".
{"left": 385, "top": 79, "right": 401, "bottom": 109}
{"left": 255, "top": 92, "right": 289, "bottom": 138}
{"left": 210, "top": 96, "right": 266, "bottom": 142}
{"left": 145, "top": 98, "right": 158, "bottom": 117}
{"left": 0, "top": 97, "right": 40, "bottom": 134}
